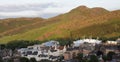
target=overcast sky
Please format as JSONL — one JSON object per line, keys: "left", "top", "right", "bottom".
{"left": 0, "top": 0, "right": 120, "bottom": 19}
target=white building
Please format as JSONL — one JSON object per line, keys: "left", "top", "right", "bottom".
{"left": 17, "top": 40, "right": 67, "bottom": 61}
{"left": 117, "top": 38, "right": 120, "bottom": 44}
{"left": 73, "top": 39, "right": 102, "bottom": 47}
{"left": 106, "top": 41, "right": 117, "bottom": 45}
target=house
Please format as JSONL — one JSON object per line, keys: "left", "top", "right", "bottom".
{"left": 27, "top": 44, "right": 42, "bottom": 50}
{"left": 63, "top": 47, "right": 81, "bottom": 60}
{"left": 64, "top": 52, "right": 72, "bottom": 60}
{"left": 117, "top": 38, "right": 120, "bottom": 45}
{"left": 43, "top": 40, "right": 59, "bottom": 47}
{"left": 17, "top": 40, "right": 67, "bottom": 61}
{"left": 73, "top": 39, "right": 101, "bottom": 47}
{"left": 106, "top": 41, "right": 117, "bottom": 45}
{"left": 0, "top": 49, "right": 12, "bottom": 57}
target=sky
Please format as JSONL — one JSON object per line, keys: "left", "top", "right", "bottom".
{"left": 0, "top": 0, "right": 120, "bottom": 19}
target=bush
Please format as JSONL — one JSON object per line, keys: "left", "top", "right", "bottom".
{"left": 8, "top": 58, "right": 14, "bottom": 62}
{"left": 76, "top": 53, "right": 84, "bottom": 62}
{"left": 0, "top": 44, "right": 6, "bottom": 50}
{"left": 77, "top": 53, "right": 83, "bottom": 60}
{"left": 30, "top": 58, "right": 37, "bottom": 62}
{"left": 39, "top": 59, "right": 52, "bottom": 62}
{"left": 89, "top": 55, "right": 99, "bottom": 62}
{"left": 102, "top": 55, "right": 108, "bottom": 62}
{"left": 0, "top": 57, "right": 3, "bottom": 62}
{"left": 6, "top": 40, "right": 41, "bottom": 50}
{"left": 20, "top": 57, "right": 29, "bottom": 62}
{"left": 107, "top": 51, "right": 115, "bottom": 61}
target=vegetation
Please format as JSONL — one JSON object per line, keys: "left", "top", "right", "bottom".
{"left": 0, "top": 6, "right": 120, "bottom": 44}
{"left": 0, "top": 56, "right": 3, "bottom": 62}
{"left": 39, "top": 59, "right": 52, "bottom": 62}
{"left": 20, "top": 57, "right": 30, "bottom": 62}
{"left": 56, "top": 38, "right": 73, "bottom": 46}
{"left": 89, "top": 55, "right": 99, "bottom": 62}
{"left": 0, "top": 18, "right": 44, "bottom": 37}
{"left": 30, "top": 58, "right": 37, "bottom": 62}
{"left": 102, "top": 55, "right": 108, "bottom": 62}
{"left": 76, "top": 53, "right": 84, "bottom": 61}
{"left": 107, "top": 51, "right": 116, "bottom": 61}
{"left": 2, "top": 40, "right": 42, "bottom": 50}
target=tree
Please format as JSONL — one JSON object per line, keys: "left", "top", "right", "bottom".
{"left": 30, "top": 58, "right": 37, "bottom": 62}
{"left": 8, "top": 58, "right": 14, "bottom": 62}
{"left": 96, "top": 50, "right": 103, "bottom": 57}
{"left": 76, "top": 53, "right": 84, "bottom": 62}
{"left": 102, "top": 55, "right": 108, "bottom": 62}
{"left": 6, "top": 40, "right": 41, "bottom": 50}
{"left": 77, "top": 53, "right": 83, "bottom": 60}
{"left": 99, "top": 37, "right": 107, "bottom": 43}
{"left": 20, "top": 57, "right": 29, "bottom": 62}
{"left": 58, "top": 56, "right": 64, "bottom": 61}
{"left": 6, "top": 40, "right": 29, "bottom": 50}
{"left": 0, "top": 57, "right": 3, "bottom": 62}
{"left": 89, "top": 55, "right": 99, "bottom": 62}
{"left": 39, "top": 59, "right": 52, "bottom": 62}
{"left": 0, "top": 44, "right": 6, "bottom": 50}
{"left": 107, "top": 51, "right": 115, "bottom": 61}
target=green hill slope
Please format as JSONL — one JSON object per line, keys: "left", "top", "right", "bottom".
{"left": 0, "top": 6, "right": 120, "bottom": 44}
{"left": 0, "top": 18, "right": 44, "bottom": 37}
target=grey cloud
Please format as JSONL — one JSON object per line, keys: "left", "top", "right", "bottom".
{"left": 0, "top": 13, "right": 58, "bottom": 18}
{"left": 0, "top": 15, "right": 17, "bottom": 19}
{"left": 0, "top": 13, "right": 60, "bottom": 19}
{"left": 0, "top": 3, "right": 58, "bottom": 12}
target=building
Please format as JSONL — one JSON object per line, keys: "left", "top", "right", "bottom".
{"left": 64, "top": 52, "right": 72, "bottom": 60}
{"left": 17, "top": 40, "right": 67, "bottom": 61}
{"left": 63, "top": 47, "right": 81, "bottom": 60}
{"left": 73, "top": 39, "right": 101, "bottom": 47}
{"left": 117, "top": 38, "right": 120, "bottom": 45}
{"left": 106, "top": 41, "right": 117, "bottom": 45}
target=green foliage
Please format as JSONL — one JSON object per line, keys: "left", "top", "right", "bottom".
{"left": 8, "top": 58, "right": 14, "bottom": 62}
{"left": 58, "top": 41, "right": 69, "bottom": 46}
{"left": 56, "top": 38, "right": 73, "bottom": 46}
{"left": 107, "top": 51, "right": 115, "bottom": 60}
{"left": 0, "top": 44, "right": 6, "bottom": 50}
{"left": 0, "top": 57, "right": 3, "bottom": 62}
{"left": 77, "top": 53, "right": 84, "bottom": 60}
{"left": 20, "top": 57, "right": 29, "bottom": 62}
{"left": 30, "top": 58, "right": 37, "bottom": 62}
{"left": 6, "top": 40, "right": 41, "bottom": 50}
{"left": 102, "top": 55, "right": 108, "bottom": 62}
{"left": 39, "top": 59, "right": 52, "bottom": 62}
{"left": 89, "top": 55, "right": 99, "bottom": 62}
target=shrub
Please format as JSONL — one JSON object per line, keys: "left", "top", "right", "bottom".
{"left": 20, "top": 57, "right": 29, "bottom": 62}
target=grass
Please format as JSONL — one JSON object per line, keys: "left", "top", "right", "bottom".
{"left": 0, "top": 6, "right": 120, "bottom": 44}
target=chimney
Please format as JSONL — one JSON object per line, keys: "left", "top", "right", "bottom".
{"left": 63, "top": 45, "right": 67, "bottom": 52}
{"left": 55, "top": 45, "right": 57, "bottom": 50}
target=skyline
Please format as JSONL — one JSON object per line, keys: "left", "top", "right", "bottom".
{"left": 0, "top": 0, "right": 120, "bottom": 19}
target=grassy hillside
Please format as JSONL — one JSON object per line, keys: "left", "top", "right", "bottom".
{"left": 37, "top": 10, "right": 120, "bottom": 40}
{"left": 0, "top": 6, "right": 120, "bottom": 44}
{"left": 0, "top": 18, "right": 44, "bottom": 37}
{"left": 0, "top": 17, "right": 63, "bottom": 37}
{"left": 0, "top": 18, "right": 42, "bottom": 32}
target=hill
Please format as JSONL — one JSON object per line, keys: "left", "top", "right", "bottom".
{"left": 0, "top": 6, "right": 120, "bottom": 44}
{"left": 0, "top": 17, "right": 62, "bottom": 37}
{"left": 0, "top": 18, "right": 44, "bottom": 37}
